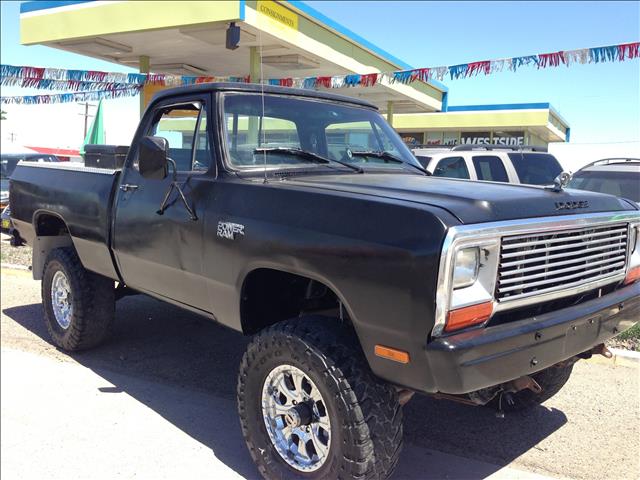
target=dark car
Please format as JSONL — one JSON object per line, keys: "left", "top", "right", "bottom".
{"left": 1, "top": 204, "right": 11, "bottom": 232}
{"left": 8, "top": 84, "right": 640, "bottom": 480}
{"left": 568, "top": 158, "right": 640, "bottom": 206}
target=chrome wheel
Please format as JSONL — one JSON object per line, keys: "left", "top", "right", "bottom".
{"left": 51, "top": 270, "right": 72, "bottom": 329}
{"left": 261, "top": 364, "right": 331, "bottom": 472}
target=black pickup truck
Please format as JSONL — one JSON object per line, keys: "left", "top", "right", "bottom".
{"left": 9, "top": 83, "right": 640, "bottom": 480}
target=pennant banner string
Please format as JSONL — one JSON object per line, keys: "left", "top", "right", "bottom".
{"left": 1, "top": 86, "right": 143, "bottom": 105}
{"left": 1, "top": 41, "right": 638, "bottom": 103}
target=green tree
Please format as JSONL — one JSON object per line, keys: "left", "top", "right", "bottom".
{"left": 0, "top": 110, "right": 6, "bottom": 120}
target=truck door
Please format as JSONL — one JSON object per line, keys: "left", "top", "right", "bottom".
{"left": 112, "top": 95, "right": 213, "bottom": 311}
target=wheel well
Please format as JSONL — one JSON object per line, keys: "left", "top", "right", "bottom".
{"left": 240, "top": 268, "right": 343, "bottom": 335}
{"left": 35, "top": 213, "right": 69, "bottom": 236}
{"left": 31, "top": 213, "right": 73, "bottom": 280}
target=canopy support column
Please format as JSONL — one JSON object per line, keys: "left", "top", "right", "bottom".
{"left": 139, "top": 55, "right": 150, "bottom": 118}
{"left": 387, "top": 101, "right": 394, "bottom": 126}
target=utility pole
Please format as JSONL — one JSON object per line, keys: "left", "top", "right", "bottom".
{"left": 78, "top": 102, "right": 96, "bottom": 137}
{"left": 83, "top": 102, "right": 89, "bottom": 137}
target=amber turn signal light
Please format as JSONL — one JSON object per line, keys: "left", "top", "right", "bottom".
{"left": 374, "top": 345, "right": 410, "bottom": 364}
{"left": 445, "top": 301, "right": 493, "bottom": 333}
{"left": 624, "top": 266, "right": 640, "bottom": 285}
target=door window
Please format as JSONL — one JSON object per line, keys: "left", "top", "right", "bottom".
{"left": 145, "top": 102, "right": 210, "bottom": 172}
{"left": 433, "top": 156, "right": 470, "bottom": 179}
{"left": 472, "top": 155, "right": 509, "bottom": 182}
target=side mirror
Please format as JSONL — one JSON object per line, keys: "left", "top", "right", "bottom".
{"left": 139, "top": 136, "right": 168, "bottom": 179}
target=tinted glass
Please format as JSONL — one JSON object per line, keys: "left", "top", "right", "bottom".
{"left": 223, "top": 93, "right": 419, "bottom": 171}
{"left": 1, "top": 157, "right": 20, "bottom": 179}
{"left": 433, "top": 156, "right": 470, "bottom": 179}
{"left": 472, "top": 155, "right": 509, "bottom": 182}
{"left": 568, "top": 170, "right": 640, "bottom": 202}
{"left": 414, "top": 155, "right": 431, "bottom": 168}
{"left": 507, "top": 153, "right": 563, "bottom": 185}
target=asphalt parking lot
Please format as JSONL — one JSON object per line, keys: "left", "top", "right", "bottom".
{"left": 1, "top": 267, "right": 638, "bottom": 480}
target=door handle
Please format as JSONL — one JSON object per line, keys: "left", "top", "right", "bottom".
{"left": 119, "top": 184, "right": 139, "bottom": 192}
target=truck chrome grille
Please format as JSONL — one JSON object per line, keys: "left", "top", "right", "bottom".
{"left": 497, "top": 224, "right": 628, "bottom": 302}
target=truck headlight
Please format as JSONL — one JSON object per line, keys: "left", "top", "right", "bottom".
{"left": 453, "top": 247, "right": 479, "bottom": 289}
{"left": 624, "top": 223, "right": 640, "bottom": 285}
{"left": 434, "top": 236, "right": 500, "bottom": 336}
{"left": 630, "top": 225, "right": 638, "bottom": 255}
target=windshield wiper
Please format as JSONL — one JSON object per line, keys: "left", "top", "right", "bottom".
{"left": 254, "top": 147, "right": 363, "bottom": 173}
{"left": 350, "top": 150, "right": 429, "bottom": 175}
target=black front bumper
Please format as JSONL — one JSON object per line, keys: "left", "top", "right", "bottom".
{"left": 426, "top": 282, "right": 640, "bottom": 394}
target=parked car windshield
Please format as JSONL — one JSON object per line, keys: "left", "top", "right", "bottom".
{"left": 507, "top": 152, "right": 563, "bottom": 185}
{"left": 1, "top": 154, "right": 58, "bottom": 193}
{"left": 568, "top": 169, "right": 640, "bottom": 203}
{"left": 223, "top": 93, "right": 420, "bottom": 172}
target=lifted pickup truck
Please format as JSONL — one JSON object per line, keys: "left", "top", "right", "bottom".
{"left": 9, "top": 83, "right": 640, "bottom": 480}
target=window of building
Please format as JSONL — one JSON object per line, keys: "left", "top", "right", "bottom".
{"left": 401, "top": 133, "right": 424, "bottom": 146}
{"left": 425, "top": 131, "right": 443, "bottom": 145}
{"left": 443, "top": 132, "right": 459, "bottom": 146}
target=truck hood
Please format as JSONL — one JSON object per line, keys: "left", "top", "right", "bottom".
{"left": 283, "top": 173, "right": 636, "bottom": 224}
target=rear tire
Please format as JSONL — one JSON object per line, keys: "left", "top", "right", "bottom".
{"left": 42, "top": 247, "right": 115, "bottom": 351}
{"left": 237, "top": 316, "right": 403, "bottom": 479}
{"left": 491, "top": 363, "right": 575, "bottom": 412}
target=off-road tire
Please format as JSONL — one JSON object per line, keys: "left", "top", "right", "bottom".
{"left": 491, "top": 363, "right": 575, "bottom": 412}
{"left": 237, "top": 316, "right": 403, "bottom": 480}
{"left": 42, "top": 247, "right": 115, "bottom": 351}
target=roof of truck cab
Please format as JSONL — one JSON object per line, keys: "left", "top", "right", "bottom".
{"left": 151, "top": 83, "right": 378, "bottom": 109}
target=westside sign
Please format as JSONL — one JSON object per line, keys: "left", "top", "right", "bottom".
{"left": 257, "top": 1, "right": 299, "bottom": 30}
{"left": 460, "top": 135, "right": 525, "bottom": 146}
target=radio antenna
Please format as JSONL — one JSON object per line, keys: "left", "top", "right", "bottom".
{"left": 259, "top": 29, "right": 268, "bottom": 184}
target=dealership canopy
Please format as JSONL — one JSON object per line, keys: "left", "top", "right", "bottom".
{"left": 16, "top": 0, "right": 577, "bottom": 147}
{"left": 18, "top": 0, "right": 446, "bottom": 114}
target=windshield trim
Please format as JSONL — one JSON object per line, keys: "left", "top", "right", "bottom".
{"left": 217, "top": 91, "right": 420, "bottom": 177}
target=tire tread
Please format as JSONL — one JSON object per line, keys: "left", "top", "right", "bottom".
{"left": 42, "top": 247, "right": 114, "bottom": 351}
{"left": 237, "top": 317, "right": 403, "bottom": 479}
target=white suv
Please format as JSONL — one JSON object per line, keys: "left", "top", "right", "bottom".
{"left": 568, "top": 158, "right": 640, "bottom": 206}
{"left": 412, "top": 145, "right": 564, "bottom": 186}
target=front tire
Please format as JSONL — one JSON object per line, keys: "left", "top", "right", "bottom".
{"left": 237, "top": 317, "right": 403, "bottom": 480}
{"left": 42, "top": 247, "right": 115, "bottom": 351}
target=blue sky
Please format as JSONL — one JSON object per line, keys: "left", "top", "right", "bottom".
{"left": 1, "top": 0, "right": 639, "bottom": 147}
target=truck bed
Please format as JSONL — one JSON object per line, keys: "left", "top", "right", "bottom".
{"left": 9, "top": 162, "right": 121, "bottom": 280}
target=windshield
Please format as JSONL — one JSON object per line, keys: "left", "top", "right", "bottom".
{"left": 568, "top": 169, "right": 640, "bottom": 203}
{"left": 506, "top": 153, "right": 563, "bottom": 185}
{"left": 222, "top": 93, "right": 420, "bottom": 172}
